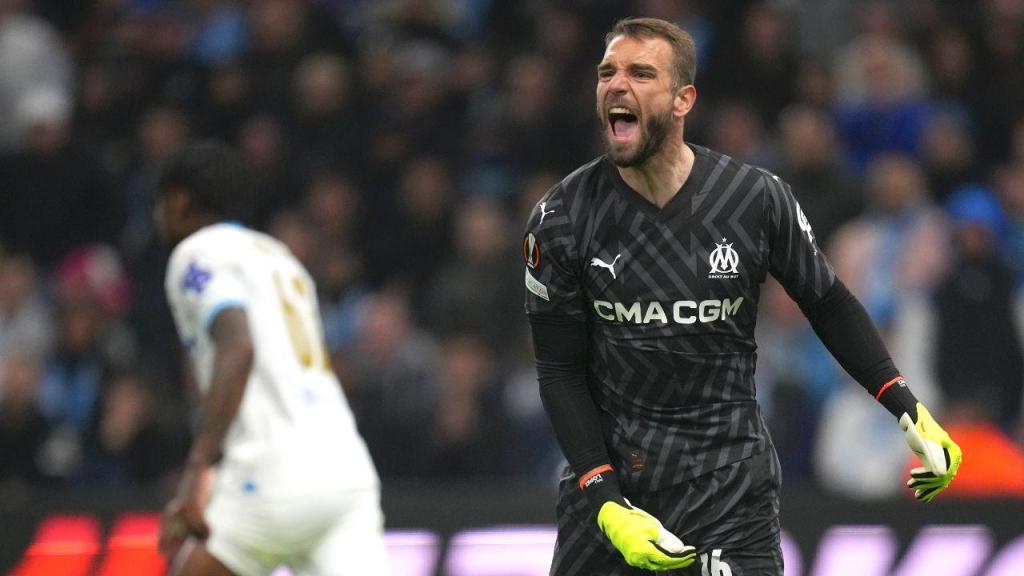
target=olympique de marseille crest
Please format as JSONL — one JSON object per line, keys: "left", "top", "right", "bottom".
{"left": 708, "top": 238, "right": 740, "bottom": 279}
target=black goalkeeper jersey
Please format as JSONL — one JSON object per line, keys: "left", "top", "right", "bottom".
{"left": 524, "top": 144, "right": 836, "bottom": 492}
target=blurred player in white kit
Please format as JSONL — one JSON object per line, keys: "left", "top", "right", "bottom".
{"left": 155, "top": 140, "right": 386, "bottom": 576}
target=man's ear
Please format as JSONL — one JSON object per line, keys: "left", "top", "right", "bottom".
{"left": 673, "top": 85, "right": 697, "bottom": 119}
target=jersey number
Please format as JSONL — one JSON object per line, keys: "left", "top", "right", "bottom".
{"left": 700, "top": 549, "right": 733, "bottom": 576}
{"left": 273, "top": 272, "right": 329, "bottom": 371}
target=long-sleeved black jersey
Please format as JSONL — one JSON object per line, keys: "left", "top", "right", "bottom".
{"left": 524, "top": 144, "right": 838, "bottom": 492}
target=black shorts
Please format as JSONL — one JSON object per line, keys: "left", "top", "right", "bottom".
{"left": 550, "top": 449, "right": 783, "bottom": 576}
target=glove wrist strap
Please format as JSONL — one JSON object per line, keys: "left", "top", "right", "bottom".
{"left": 579, "top": 465, "right": 626, "bottom": 508}
{"left": 875, "top": 376, "right": 919, "bottom": 421}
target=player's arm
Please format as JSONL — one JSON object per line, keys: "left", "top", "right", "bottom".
{"left": 529, "top": 313, "right": 618, "bottom": 503}
{"left": 529, "top": 314, "right": 695, "bottom": 570}
{"left": 160, "top": 246, "right": 253, "bottom": 556}
{"left": 160, "top": 307, "right": 252, "bottom": 557}
{"left": 801, "top": 284, "right": 960, "bottom": 501}
{"left": 764, "top": 173, "right": 961, "bottom": 501}
{"left": 524, "top": 188, "right": 694, "bottom": 571}
{"left": 189, "top": 307, "right": 253, "bottom": 469}
{"left": 523, "top": 192, "right": 621, "bottom": 506}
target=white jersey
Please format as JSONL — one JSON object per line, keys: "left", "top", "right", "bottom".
{"left": 166, "top": 223, "right": 378, "bottom": 498}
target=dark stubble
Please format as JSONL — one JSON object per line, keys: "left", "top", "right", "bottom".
{"left": 605, "top": 107, "right": 673, "bottom": 168}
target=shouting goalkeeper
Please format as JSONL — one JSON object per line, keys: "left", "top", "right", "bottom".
{"left": 522, "top": 17, "right": 961, "bottom": 575}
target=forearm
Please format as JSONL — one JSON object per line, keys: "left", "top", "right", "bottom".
{"left": 537, "top": 365, "right": 616, "bottom": 479}
{"left": 801, "top": 279, "right": 918, "bottom": 419}
{"left": 530, "top": 313, "right": 623, "bottom": 505}
{"left": 189, "top": 308, "right": 253, "bottom": 467}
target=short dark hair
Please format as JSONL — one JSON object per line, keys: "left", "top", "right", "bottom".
{"left": 158, "top": 140, "right": 249, "bottom": 219}
{"left": 605, "top": 17, "right": 697, "bottom": 88}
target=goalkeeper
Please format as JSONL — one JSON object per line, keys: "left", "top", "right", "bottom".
{"left": 523, "top": 16, "right": 960, "bottom": 576}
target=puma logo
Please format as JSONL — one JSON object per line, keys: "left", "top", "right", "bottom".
{"left": 539, "top": 202, "right": 555, "bottom": 225}
{"left": 590, "top": 254, "right": 622, "bottom": 279}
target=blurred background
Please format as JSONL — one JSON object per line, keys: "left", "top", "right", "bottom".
{"left": 1, "top": 0, "right": 1024, "bottom": 574}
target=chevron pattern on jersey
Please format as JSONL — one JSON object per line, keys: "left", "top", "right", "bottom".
{"left": 525, "top": 145, "right": 834, "bottom": 492}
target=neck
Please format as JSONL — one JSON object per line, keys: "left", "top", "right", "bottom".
{"left": 177, "top": 214, "right": 222, "bottom": 244}
{"left": 617, "top": 131, "right": 694, "bottom": 208}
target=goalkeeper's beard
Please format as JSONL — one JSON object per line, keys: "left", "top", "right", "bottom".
{"left": 604, "top": 108, "right": 673, "bottom": 168}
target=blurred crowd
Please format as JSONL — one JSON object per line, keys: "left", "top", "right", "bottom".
{"left": 2, "top": 0, "right": 1024, "bottom": 504}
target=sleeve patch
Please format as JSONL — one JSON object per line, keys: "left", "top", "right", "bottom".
{"left": 523, "top": 233, "right": 541, "bottom": 269}
{"left": 796, "top": 203, "right": 817, "bottom": 253}
{"left": 182, "top": 261, "right": 213, "bottom": 294}
{"left": 525, "top": 267, "right": 551, "bottom": 301}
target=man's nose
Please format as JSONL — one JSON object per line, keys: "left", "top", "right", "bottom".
{"left": 607, "top": 71, "right": 628, "bottom": 93}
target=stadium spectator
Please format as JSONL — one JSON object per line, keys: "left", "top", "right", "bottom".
{"left": 245, "top": 0, "right": 345, "bottom": 112}
{"left": 977, "top": 0, "right": 1024, "bottom": 160}
{"left": 197, "top": 62, "right": 255, "bottom": 142}
{"left": 710, "top": 2, "right": 796, "bottom": 129}
{"left": 303, "top": 172, "right": 368, "bottom": 353}
{"left": 344, "top": 290, "right": 442, "bottom": 480}
{"left": 455, "top": 44, "right": 512, "bottom": 199}
{"left": 832, "top": 18, "right": 932, "bottom": 171}
{"left": 499, "top": 53, "right": 594, "bottom": 176}
{"left": 0, "top": 349, "right": 50, "bottom": 488}
{"left": 302, "top": 169, "right": 362, "bottom": 250}
{"left": 317, "top": 242, "right": 369, "bottom": 356}
{"left": 920, "top": 111, "right": 981, "bottom": 203}
{"left": 120, "top": 107, "right": 193, "bottom": 383}
{"left": 38, "top": 246, "right": 136, "bottom": 480}
{"left": 0, "top": 254, "right": 53, "bottom": 361}
{"left": 364, "top": 155, "right": 455, "bottom": 290}
{"left": 0, "top": 87, "right": 123, "bottom": 269}
{"left": 383, "top": 40, "right": 461, "bottom": 160}
{"left": 290, "top": 52, "right": 361, "bottom": 178}
{"left": 238, "top": 114, "right": 299, "bottom": 229}
{"left": 777, "top": 104, "right": 864, "bottom": 249}
{"left": 80, "top": 372, "right": 185, "bottom": 486}
{"left": 121, "top": 106, "right": 191, "bottom": 264}
{"left": 0, "top": 0, "right": 72, "bottom": 152}
{"left": 830, "top": 155, "right": 949, "bottom": 328}
{"left": 792, "top": 59, "right": 835, "bottom": 111}
{"left": 74, "top": 61, "right": 125, "bottom": 161}
{"left": 707, "top": 100, "right": 781, "bottom": 170}
{"left": 934, "top": 187, "right": 1023, "bottom": 431}
{"left": 422, "top": 196, "right": 522, "bottom": 355}
{"left": 925, "top": 24, "right": 980, "bottom": 116}
{"left": 430, "top": 335, "right": 513, "bottom": 478}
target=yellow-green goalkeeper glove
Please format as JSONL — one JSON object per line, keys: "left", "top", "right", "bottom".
{"left": 597, "top": 499, "right": 696, "bottom": 571}
{"left": 899, "top": 403, "right": 962, "bottom": 502}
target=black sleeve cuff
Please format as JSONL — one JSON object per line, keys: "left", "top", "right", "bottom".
{"left": 874, "top": 377, "right": 919, "bottom": 422}
{"left": 579, "top": 465, "right": 626, "bottom": 508}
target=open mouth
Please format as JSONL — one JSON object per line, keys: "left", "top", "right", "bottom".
{"left": 608, "top": 106, "right": 639, "bottom": 141}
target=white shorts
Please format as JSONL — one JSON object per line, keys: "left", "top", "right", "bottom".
{"left": 204, "top": 486, "right": 387, "bottom": 576}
